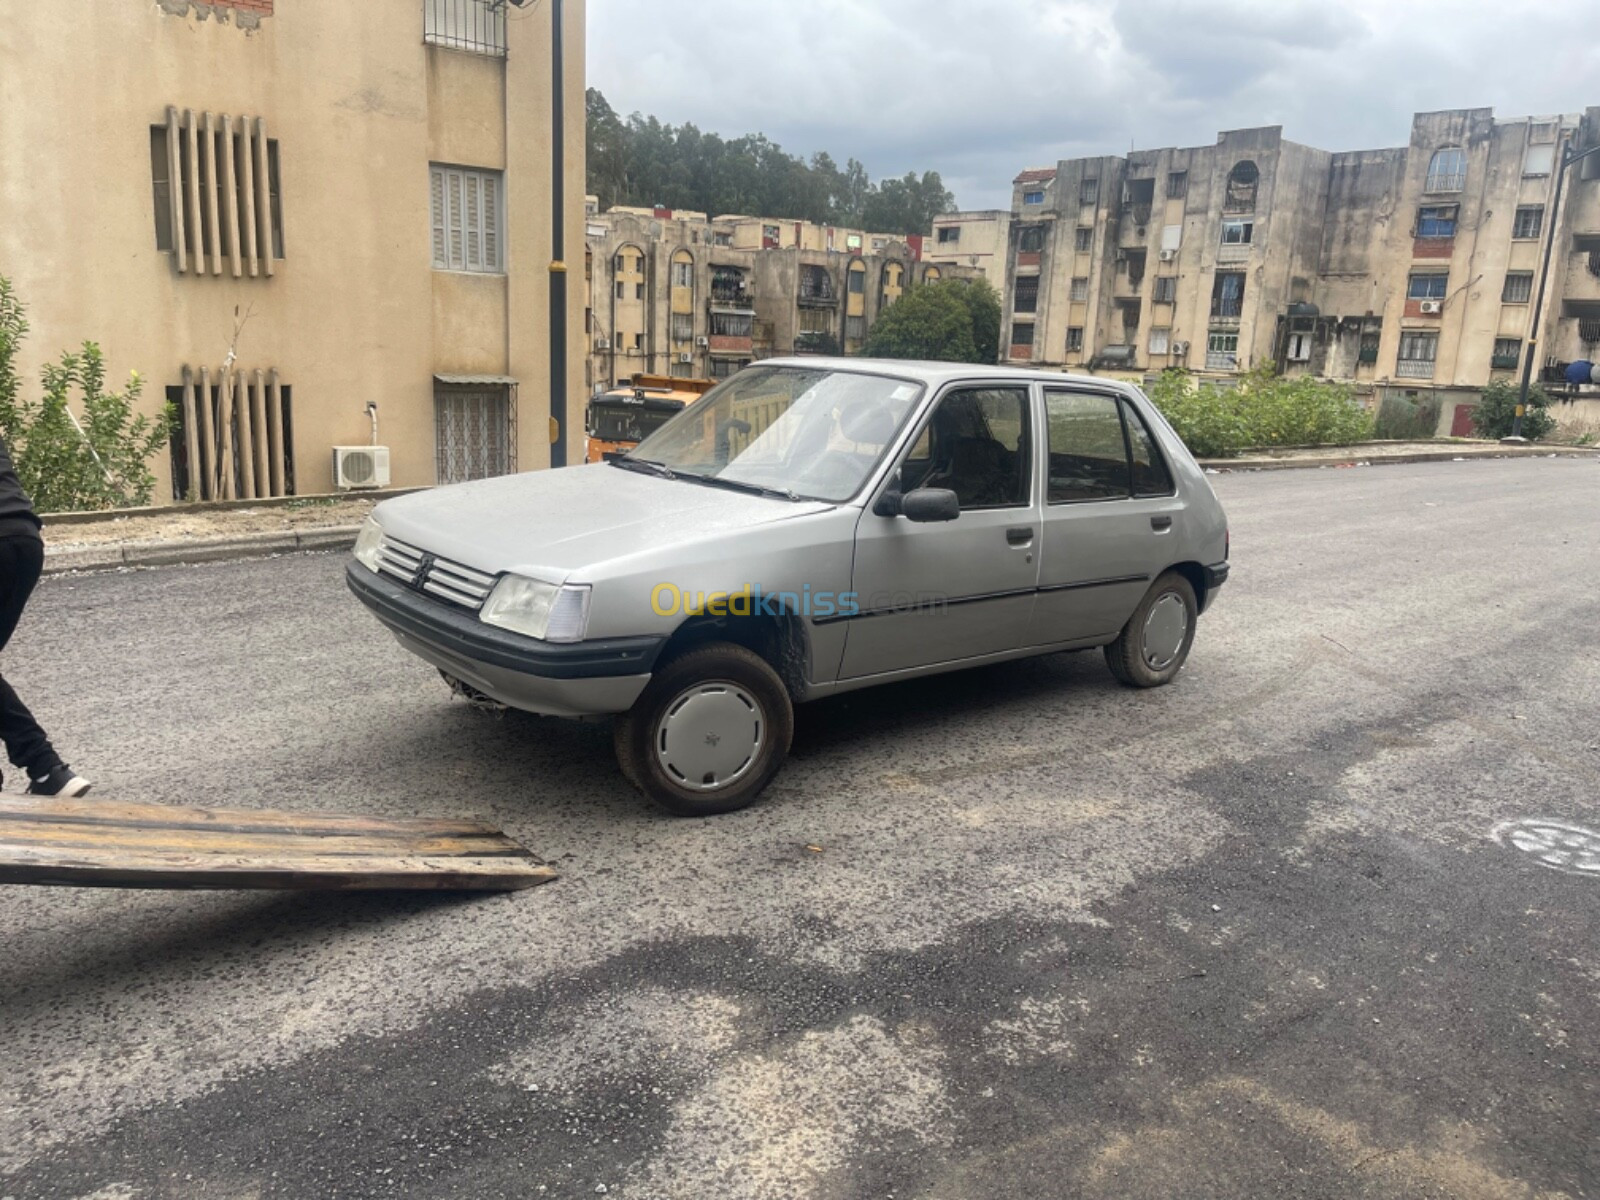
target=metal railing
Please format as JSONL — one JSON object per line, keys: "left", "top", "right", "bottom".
{"left": 423, "top": 0, "right": 508, "bottom": 56}
{"left": 1395, "top": 358, "right": 1436, "bottom": 379}
{"left": 1424, "top": 171, "right": 1466, "bottom": 193}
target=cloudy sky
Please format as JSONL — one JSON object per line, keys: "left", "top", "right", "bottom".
{"left": 587, "top": 0, "right": 1600, "bottom": 210}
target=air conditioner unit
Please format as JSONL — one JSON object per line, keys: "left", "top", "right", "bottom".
{"left": 595, "top": 337, "right": 611, "bottom": 350}
{"left": 1419, "top": 300, "right": 1442, "bottom": 315}
{"left": 695, "top": 336, "right": 710, "bottom": 347}
{"left": 1172, "top": 340, "right": 1190, "bottom": 356}
{"left": 1158, "top": 249, "right": 1177, "bottom": 262}
{"left": 678, "top": 352, "right": 694, "bottom": 364}
{"left": 333, "top": 446, "right": 391, "bottom": 490}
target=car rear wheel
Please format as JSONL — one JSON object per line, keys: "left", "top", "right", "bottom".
{"left": 613, "top": 641, "right": 794, "bottom": 816}
{"left": 1104, "top": 571, "right": 1197, "bottom": 688}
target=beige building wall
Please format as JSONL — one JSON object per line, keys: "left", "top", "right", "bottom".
{"left": 0, "top": 0, "right": 587, "bottom": 503}
{"left": 927, "top": 211, "right": 1011, "bottom": 285}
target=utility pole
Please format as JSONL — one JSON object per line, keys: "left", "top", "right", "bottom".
{"left": 547, "top": 0, "right": 568, "bottom": 466}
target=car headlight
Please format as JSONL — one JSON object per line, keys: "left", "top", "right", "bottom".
{"left": 480, "top": 575, "right": 592, "bottom": 643}
{"left": 352, "top": 517, "right": 384, "bottom": 573}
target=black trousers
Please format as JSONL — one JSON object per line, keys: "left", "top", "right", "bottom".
{"left": 0, "top": 534, "right": 60, "bottom": 777}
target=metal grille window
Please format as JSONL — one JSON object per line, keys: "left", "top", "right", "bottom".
{"left": 710, "top": 311, "right": 753, "bottom": 338}
{"left": 1206, "top": 330, "right": 1238, "bottom": 370}
{"left": 1224, "top": 161, "right": 1259, "bottom": 213}
{"left": 670, "top": 312, "right": 695, "bottom": 342}
{"left": 1013, "top": 276, "right": 1039, "bottom": 314}
{"left": 1011, "top": 322, "right": 1035, "bottom": 347}
{"left": 1397, "top": 332, "right": 1438, "bottom": 377}
{"left": 1149, "top": 327, "right": 1171, "bottom": 355}
{"left": 150, "top": 110, "right": 283, "bottom": 276}
{"left": 1492, "top": 337, "right": 1522, "bottom": 368}
{"left": 430, "top": 165, "right": 503, "bottom": 273}
{"left": 435, "top": 381, "right": 515, "bottom": 483}
{"left": 1425, "top": 148, "right": 1467, "bottom": 193}
{"left": 1502, "top": 273, "right": 1533, "bottom": 303}
{"left": 1153, "top": 276, "right": 1178, "bottom": 303}
{"left": 1579, "top": 317, "right": 1600, "bottom": 344}
{"left": 1074, "top": 227, "right": 1093, "bottom": 252}
{"left": 1069, "top": 276, "right": 1089, "bottom": 302}
{"left": 1066, "top": 327, "right": 1084, "bottom": 353}
{"left": 1513, "top": 207, "right": 1544, "bottom": 240}
{"left": 423, "top": 0, "right": 507, "bottom": 56}
{"left": 1017, "top": 226, "right": 1046, "bottom": 253}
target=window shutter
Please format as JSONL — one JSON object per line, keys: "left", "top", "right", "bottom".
{"left": 465, "top": 173, "right": 482, "bottom": 270}
{"left": 446, "top": 170, "right": 465, "bottom": 269}
{"left": 430, "top": 167, "right": 447, "bottom": 268}
{"left": 483, "top": 174, "right": 499, "bottom": 270}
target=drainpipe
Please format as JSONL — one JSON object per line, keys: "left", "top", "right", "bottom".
{"left": 547, "top": 0, "right": 568, "bottom": 466}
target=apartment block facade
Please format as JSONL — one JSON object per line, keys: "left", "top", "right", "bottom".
{"left": 585, "top": 208, "right": 964, "bottom": 389}
{"left": 0, "top": 0, "right": 587, "bottom": 503}
{"left": 926, "top": 210, "right": 1013, "bottom": 286}
{"left": 996, "top": 107, "right": 1600, "bottom": 434}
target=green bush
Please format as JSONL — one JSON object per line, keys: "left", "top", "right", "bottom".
{"left": 0, "top": 275, "right": 174, "bottom": 512}
{"left": 861, "top": 277, "right": 1002, "bottom": 364}
{"left": 1470, "top": 379, "right": 1556, "bottom": 440}
{"left": 1373, "top": 392, "right": 1442, "bottom": 440}
{"left": 1145, "top": 365, "right": 1373, "bottom": 457}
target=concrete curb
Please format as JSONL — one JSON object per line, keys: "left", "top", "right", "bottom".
{"left": 44, "top": 525, "right": 362, "bottom": 576}
{"left": 41, "top": 488, "right": 425, "bottom": 529}
{"left": 1198, "top": 446, "right": 1600, "bottom": 472}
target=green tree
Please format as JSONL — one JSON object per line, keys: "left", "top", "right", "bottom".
{"left": 1144, "top": 365, "right": 1372, "bottom": 457}
{"left": 862, "top": 281, "right": 983, "bottom": 363}
{"left": 943, "top": 277, "right": 1001, "bottom": 364}
{"left": 1470, "top": 379, "right": 1556, "bottom": 440}
{"left": 0, "top": 276, "right": 174, "bottom": 512}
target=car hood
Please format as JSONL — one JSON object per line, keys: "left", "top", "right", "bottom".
{"left": 372, "top": 462, "right": 836, "bottom": 581}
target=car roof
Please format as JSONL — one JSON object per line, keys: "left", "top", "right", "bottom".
{"left": 750, "top": 357, "right": 1142, "bottom": 393}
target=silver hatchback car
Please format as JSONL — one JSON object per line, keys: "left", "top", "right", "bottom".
{"left": 348, "top": 359, "right": 1229, "bottom": 815}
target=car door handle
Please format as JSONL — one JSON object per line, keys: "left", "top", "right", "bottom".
{"left": 1006, "top": 526, "right": 1035, "bottom": 545}
{"left": 1150, "top": 515, "right": 1173, "bottom": 532}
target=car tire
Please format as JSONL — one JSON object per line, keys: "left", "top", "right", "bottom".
{"left": 613, "top": 641, "right": 795, "bottom": 817}
{"left": 1104, "top": 571, "right": 1198, "bottom": 688}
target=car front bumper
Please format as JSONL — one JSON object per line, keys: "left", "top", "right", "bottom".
{"left": 346, "top": 563, "right": 664, "bottom": 717}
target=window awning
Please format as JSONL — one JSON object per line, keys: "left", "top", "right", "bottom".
{"left": 434, "top": 374, "right": 517, "bottom": 386}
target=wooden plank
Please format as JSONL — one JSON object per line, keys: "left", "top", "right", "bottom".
{"left": 0, "top": 799, "right": 555, "bottom": 892}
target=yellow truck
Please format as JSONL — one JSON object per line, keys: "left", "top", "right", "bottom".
{"left": 584, "top": 374, "right": 716, "bottom": 463}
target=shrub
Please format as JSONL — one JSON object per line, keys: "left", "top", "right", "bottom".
{"left": 1145, "top": 365, "right": 1373, "bottom": 457}
{"left": 1373, "top": 393, "right": 1442, "bottom": 440}
{"left": 0, "top": 276, "right": 174, "bottom": 512}
{"left": 1470, "top": 379, "right": 1556, "bottom": 440}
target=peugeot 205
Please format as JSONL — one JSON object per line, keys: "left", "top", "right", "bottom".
{"left": 347, "top": 360, "right": 1230, "bottom": 815}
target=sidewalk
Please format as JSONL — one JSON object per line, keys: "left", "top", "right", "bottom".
{"left": 40, "top": 442, "right": 1599, "bottom": 575}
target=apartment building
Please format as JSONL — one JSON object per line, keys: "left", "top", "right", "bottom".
{"left": 0, "top": 0, "right": 587, "bottom": 503}
{"left": 586, "top": 208, "right": 963, "bottom": 388}
{"left": 997, "top": 107, "right": 1600, "bottom": 434}
{"left": 926, "top": 210, "right": 1012, "bottom": 286}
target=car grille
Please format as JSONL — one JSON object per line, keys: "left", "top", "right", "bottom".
{"left": 375, "top": 535, "right": 498, "bottom": 611}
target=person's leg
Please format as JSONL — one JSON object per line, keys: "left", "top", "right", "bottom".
{"left": 0, "top": 536, "right": 65, "bottom": 778}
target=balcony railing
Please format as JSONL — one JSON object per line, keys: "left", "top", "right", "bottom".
{"left": 1424, "top": 172, "right": 1466, "bottom": 193}
{"left": 1395, "top": 358, "right": 1436, "bottom": 379}
{"left": 1490, "top": 354, "right": 1520, "bottom": 370}
{"left": 1205, "top": 351, "right": 1237, "bottom": 370}
{"left": 423, "top": 0, "right": 508, "bottom": 56}
{"left": 798, "top": 276, "right": 837, "bottom": 306}
{"left": 1216, "top": 242, "right": 1251, "bottom": 264}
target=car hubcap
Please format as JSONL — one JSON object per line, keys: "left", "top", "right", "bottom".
{"left": 1142, "top": 593, "right": 1188, "bottom": 671}
{"left": 655, "top": 682, "right": 764, "bottom": 792}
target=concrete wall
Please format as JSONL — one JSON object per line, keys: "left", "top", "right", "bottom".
{"left": 0, "top": 0, "right": 587, "bottom": 501}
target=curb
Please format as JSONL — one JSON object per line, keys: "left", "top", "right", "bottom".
{"left": 1197, "top": 446, "right": 1600, "bottom": 472}
{"left": 40, "top": 487, "right": 425, "bottom": 529}
{"left": 44, "top": 525, "right": 362, "bottom": 576}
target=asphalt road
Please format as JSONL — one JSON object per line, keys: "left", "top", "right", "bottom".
{"left": 2, "top": 457, "right": 1598, "bottom": 1199}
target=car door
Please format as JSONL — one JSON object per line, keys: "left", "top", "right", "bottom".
{"left": 1026, "top": 387, "right": 1182, "bottom": 647}
{"left": 838, "top": 384, "right": 1041, "bottom": 680}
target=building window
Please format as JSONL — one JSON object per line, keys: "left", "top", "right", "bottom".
{"left": 1396, "top": 331, "right": 1438, "bottom": 378}
{"left": 151, "top": 114, "right": 284, "bottom": 275}
{"left": 799, "top": 265, "right": 836, "bottom": 303}
{"left": 1224, "top": 161, "right": 1259, "bottom": 213}
{"left": 1066, "top": 327, "right": 1084, "bottom": 353}
{"left": 1211, "top": 271, "right": 1245, "bottom": 319}
{"left": 1416, "top": 205, "right": 1458, "bottom": 238}
{"left": 670, "top": 312, "right": 694, "bottom": 343}
{"left": 1286, "top": 331, "right": 1313, "bottom": 362}
{"left": 1407, "top": 273, "right": 1448, "bottom": 301}
{"left": 1358, "top": 331, "right": 1381, "bottom": 363}
{"left": 1069, "top": 276, "right": 1089, "bottom": 302}
{"left": 614, "top": 280, "right": 625, "bottom": 300}
{"left": 1502, "top": 272, "right": 1533, "bottom": 304}
{"left": 937, "top": 226, "right": 960, "bottom": 243}
{"left": 635, "top": 282, "right": 645, "bottom": 299}
{"left": 1080, "top": 178, "right": 1099, "bottom": 205}
{"left": 671, "top": 259, "right": 693, "bottom": 288}
{"left": 1513, "top": 206, "right": 1544, "bottom": 240}
{"left": 632, "top": 333, "right": 643, "bottom": 351}
{"left": 1529, "top": 120, "right": 1557, "bottom": 144}
{"left": 422, "top": 0, "right": 508, "bottom": 57}
{"left": 1023, "top": 191, "right": 1045, "bottom": 205}
{"left": 1149, "top": 327, "right": 1171, "bottom": 355}
{"left": 1205, "top": 330, "right": 1238, "bottom": 370}
{"left": 1524, "top": 143, "right": 1556, "bottom": 177}
{"left": 1074, "top": 227, "right": 1093, "bottom": 252}
{"left": 845, "top": 315, "right": 866, "bottom": 341}
{"left": 1220, "top": 218, "right": 1254, "bottom": 245}
{"left": 709, "top": 311, "right": 753, "bottom": 338}
{"left": 848, "top": 263, "right": 866, "bottom": 294}
{"left": 1018, "top": 226, "right": 1046, "bottom": 253}
{"left": 1425, "top": 147, "right": 1466, "bottom": 193}
{"left": 1492, "top": 337, "right": 1522, "bottom": 368}
{"left": 435, "top": 382, "right": 514, "bottom": 484}
{"left": 1167, "top": 170, "right": 1188, "bottom": 199}
{"left": 430, "top": 164, "right": 502, "bottom": 273}
{"left": 713, "top": 231, "right": 733, "bottom": 247}
{"left": 1013, "top": 276, "right": 1039, "bottom": 314}
{"left": 1009, "top": 322, "right": 1035, "bottom": 349}
{"left": 1153, "top": 276, "right": 1178, "bottom": 303}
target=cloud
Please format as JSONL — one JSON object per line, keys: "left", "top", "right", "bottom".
{"left": 588, "top": 0, "right": 1600, "bottom": 209}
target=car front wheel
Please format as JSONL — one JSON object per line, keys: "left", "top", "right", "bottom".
{"left": 613, "top": 641, "right": 794, "bottom": 816}
{"left": 1104, "top": 571, "right": 1198, "bottom": 688}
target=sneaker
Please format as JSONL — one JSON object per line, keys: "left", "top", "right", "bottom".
{"left": 27, "top": 765, "right": 92, "bottom": 798}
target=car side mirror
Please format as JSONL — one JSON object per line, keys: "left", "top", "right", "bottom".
{"left": 900, "top": 487, "right": 961, "bottom": 523}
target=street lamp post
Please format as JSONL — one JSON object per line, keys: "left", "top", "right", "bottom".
{"left": 1510, "top": 139, "right": 1600, "bottom": 441}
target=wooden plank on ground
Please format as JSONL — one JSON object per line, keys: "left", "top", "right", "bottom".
{"left": 0, "top": 797, "right": 556, "bottom": 892}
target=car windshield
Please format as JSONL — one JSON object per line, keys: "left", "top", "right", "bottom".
{"left": 625, "top": 366, "right": 923, "bottom": 502}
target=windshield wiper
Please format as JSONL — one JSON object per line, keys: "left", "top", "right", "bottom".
{"left": 609, "top": 456, "right": 676, "bottom": 481}
{"left": 677, "top": 472, "right": 804, "bottom": 503}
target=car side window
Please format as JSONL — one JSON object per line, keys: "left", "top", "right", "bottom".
{"left": 901, "top": 387, "right": 1030, "bottom": 510}
{"left": 1120, "top": 399, "right": 1175, "bottom": 496}
{"left": 1045, "top": 391, "right": 1131, "bottom": 503}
